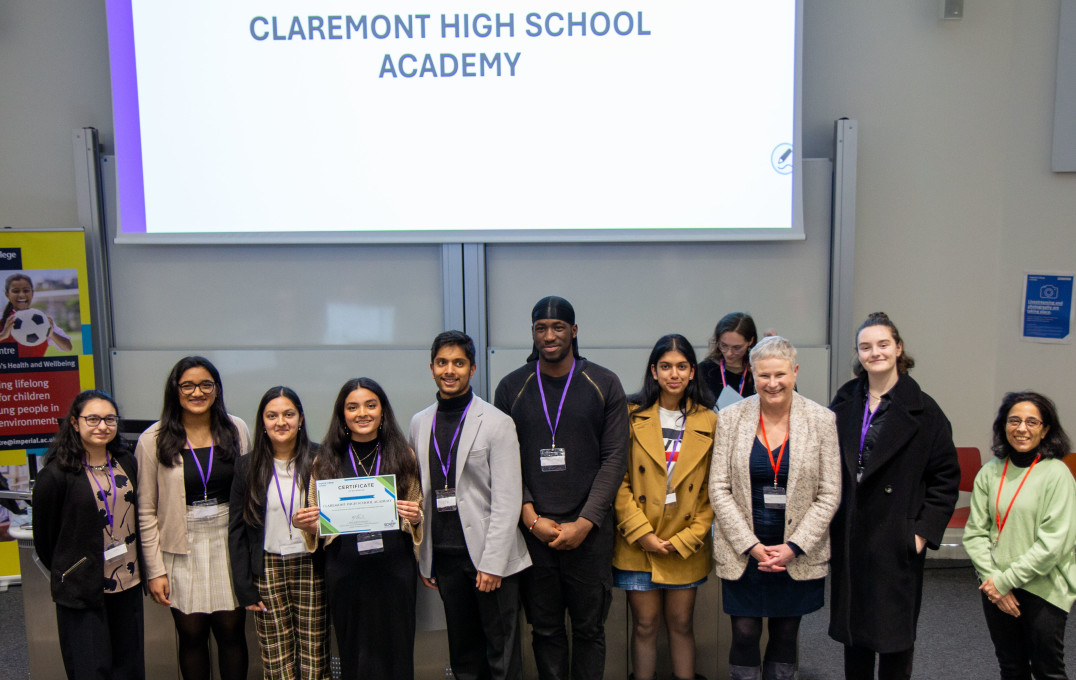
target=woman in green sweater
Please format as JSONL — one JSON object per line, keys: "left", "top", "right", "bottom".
{"left": 963, "top": 391, "right": 1076, "bottom": 680}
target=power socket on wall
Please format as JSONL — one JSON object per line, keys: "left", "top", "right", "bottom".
{"left": 942, "top": 0, "right": 964, "bottom": 20}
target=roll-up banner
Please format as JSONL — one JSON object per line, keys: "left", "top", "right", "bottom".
{"left": 0, "top": 229, "right": 97, "bottom": 579}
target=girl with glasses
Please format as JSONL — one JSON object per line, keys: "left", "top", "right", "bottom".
{"left": 33, "top": 389, "right": 143, "bottom": 679}
{"left": 136, "top": 356, "right": 252, "bottom": 680}
{"left": 697, "top": 313, "right": 759, "bottom": 410}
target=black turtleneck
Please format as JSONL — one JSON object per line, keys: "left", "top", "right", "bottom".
{"left": 1008, "top": 448, "right": 1039, "bottom": 468}
{"left": 430, "top": 388, "right": 473, "bottom": 553}
{"left": 347, "top": 437, "right": 381, "bottom": 477}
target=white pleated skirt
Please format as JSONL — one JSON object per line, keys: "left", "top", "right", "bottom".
{"left": 163, "top": 503, "right": 238, "bottom": 614}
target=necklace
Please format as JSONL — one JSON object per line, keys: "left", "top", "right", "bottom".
{"left": 87, "top": 462, "right": 109, "bottom": 471}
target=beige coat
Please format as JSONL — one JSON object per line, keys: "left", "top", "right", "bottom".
{"left": 135, "top": 416, "right": 251, "bottom": 580}
{"left": 708, "top": 392, "right": 840, "bottom": 581}
{"left": 613, "top": 402, "right": 716, "bottom": 585}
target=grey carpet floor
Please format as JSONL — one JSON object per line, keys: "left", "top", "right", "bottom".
{"left": 0, "top": 562, "right": 1071, "bottom": 678}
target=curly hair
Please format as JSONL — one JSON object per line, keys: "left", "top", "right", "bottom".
{"left": 991, "top": 391, "right": 1071, "bottom": 460}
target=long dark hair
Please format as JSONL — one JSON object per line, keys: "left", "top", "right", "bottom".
{"left": 991, "top": 391, "right": 1071, "bottom": 460}
{"left": 852, "top": 312, "right": 915, "bottom": 378}
{"left": 629, "top": 334, "right": 715, "bottom": 413}
{"left": 156, "top": 356, "right": 240, "bottom": 467}
{"left": 706, "top": 312, "right": 759, "bottom": 362}
{"left": 243, "top": 386, "right": 316, "bottom": 527}
{"left": 44, "top": 390, "right": 127, "bottom": 473}
{"left": 315, "top": 378, "right": 419, "bottom": 499}
{"left": 2, "top": 273, "right": 32, "bottom": 322}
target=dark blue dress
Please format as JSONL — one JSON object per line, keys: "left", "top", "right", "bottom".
{"left": 721, "top": 438, "right": 825, "bottom": 617}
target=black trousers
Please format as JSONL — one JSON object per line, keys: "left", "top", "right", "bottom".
{"left": 433, "top": 550, "right": 523, "bottom": 680}
{"left": 55, "top": 585, "right": 145, "bottom": 680}
{"left": 843, "top": 644, "right": 914, "bottom": 680}
{"left": 981, "top": 588, "right": 1068, "bottom": 680}
{"left": 325, "top": 530, "right": 417, "bottom": 680}
{"left": 520, "top": 520, "right": 613, "bottom": 680}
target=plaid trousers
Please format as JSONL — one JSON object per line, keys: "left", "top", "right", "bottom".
{"left": 255, "top": 551, "right": 330, "bottom": 680}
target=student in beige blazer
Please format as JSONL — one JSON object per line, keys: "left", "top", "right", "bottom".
{"left": 709, "top": 337, "right": 841, "bottom": 680}
{"left": 614, "top": 334, "right": 717, "bottom": 680}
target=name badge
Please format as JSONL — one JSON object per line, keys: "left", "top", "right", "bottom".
{"left": 540, "top": 448, "right": 566, "bottom": 472}
{"left": 279, "top": 536, "right": 307, "bottom": 557}
{"left": 664, "top": 492, "right": 677, "bottom": 505}
{"left": 104, "top": 542, "right": 127, "bottom": 563}
{"left": 763, "top": 486, "right": 787, "bottom": 509}
{"left": 435, "top": 488, "right": 458, "bottom": 512}
{"left": 356, "top": 532, "right": 384, "bottom": 555}
{"left": 191, "top": 498, "right": 219, "bottom": 519}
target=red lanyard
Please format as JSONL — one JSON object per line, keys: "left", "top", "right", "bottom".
{"left": 994, "top": 455, "right": 1040, "bottom": 542}
{"left": 758, "top": 414, "right": 788, "bottom": 487}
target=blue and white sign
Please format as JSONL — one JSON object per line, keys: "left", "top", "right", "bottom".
{"left": 1022, "top": 272, "right": 1074, "bottom": 343}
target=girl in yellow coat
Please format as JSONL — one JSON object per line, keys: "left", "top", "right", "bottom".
{"left": 614, "top": 334, "right": 717, "bottom": 680}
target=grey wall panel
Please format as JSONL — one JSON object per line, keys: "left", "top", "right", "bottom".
{"left": 485, "top": 159, "right": 833, "bottom": 359}
{"left": 108, "top": 242, "right": 443, "bottom": 349}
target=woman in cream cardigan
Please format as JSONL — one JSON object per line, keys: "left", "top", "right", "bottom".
{"left": 614, "top": 334, "right": 717, "bottom": 680}
{"left": 709, "top": 336, "right": 841, "bottom": 680}
{"left": 136, "top": 356, "right": 251, "bottom": 680}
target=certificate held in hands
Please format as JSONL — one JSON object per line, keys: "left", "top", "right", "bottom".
{"left": 316, "top": 474, "right": 399, "bottom": 536}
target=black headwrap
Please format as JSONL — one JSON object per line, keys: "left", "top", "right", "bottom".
{"left": 526, "top": 296, "right": 584, "bottom": 362}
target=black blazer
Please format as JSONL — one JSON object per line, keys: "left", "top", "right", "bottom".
{"left": 827, "top": 374, "right": 960, "bottom": 652}
{"left": 32, "top": 452, "right": 141, "bottom": 609}
{"left": 228, "top": 452, "right": 322, "bottom": 607}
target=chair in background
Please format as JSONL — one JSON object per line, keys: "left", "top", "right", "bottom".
{"left": 1064, "top": 453, "right": 1076, "bottom": 480}
{"left": 947, "top": 447, "right": 983, "bottom": 530}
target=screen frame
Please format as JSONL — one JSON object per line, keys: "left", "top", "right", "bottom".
{"left": 107, "top": 1, "right": 804, "bottom": 245}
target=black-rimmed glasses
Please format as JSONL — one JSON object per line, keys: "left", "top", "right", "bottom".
{"left": 79, "top": 415, "right": 120, "bottom": 427}
{"left": 179, "top": 381, "right": 217, "bottom": 395}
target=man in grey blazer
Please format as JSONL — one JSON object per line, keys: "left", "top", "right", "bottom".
{"left": 410, "top": 330, "right": 532, "bottom": 680}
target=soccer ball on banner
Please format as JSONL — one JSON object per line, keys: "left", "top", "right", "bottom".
{"left": 10, "top": 308, "right": 51, "bottom": 346}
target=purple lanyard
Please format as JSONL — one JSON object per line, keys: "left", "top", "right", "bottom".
{"left": 858, "top": 398, "right": 877, "bottom": 466}
{"left": 84, "top": 455, "right": 118, "bottom": 537}
{"left": 349, "top": 443, "right": 381, "bottom": 477}
{"left": 536, "top": 358, "right": 576, "bottom": 448}
{"left": 432, "top": 399, "right": 473, "bottom": 489}
{"left": 271, "top": 459, "right": 297, "bottom": 535}
{"left": 719, "top": 359, "right": 747, "bottom": 395}
{"left": 186, "top": 439, "right": 214, "bottom": 500}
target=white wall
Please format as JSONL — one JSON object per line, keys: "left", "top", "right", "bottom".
{"left": 3, "top": 1, "right": 1074, "bottom": 453}
{"left": 802, "top": 1, "right": 1076, "bottom": 454}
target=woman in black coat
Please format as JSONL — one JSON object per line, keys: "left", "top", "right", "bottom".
{"left": 828, "top": 313, "right": 960, "bottom": 680}
{"left": 33, "top": 389, "right": 144, "bottom": 680}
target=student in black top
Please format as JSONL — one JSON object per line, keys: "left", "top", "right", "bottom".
{"left": 828, "top": 313, "right": 959, "bottom": 680}
{"left": 292, "top": 377, "right": 424, "bottom": 680}
{"left": 493, "top": 296, "right": 630, "bottom": 680}
{"left": 697, "top": 312, "right": 759, "bottom": 408}
{"left": 33, "top": 389, "right": 144, "bottom": 680}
